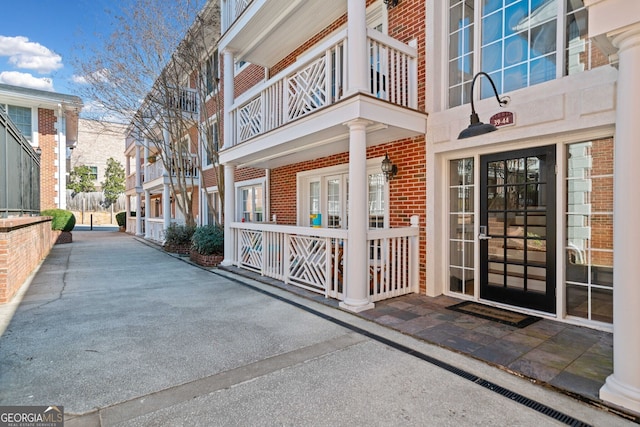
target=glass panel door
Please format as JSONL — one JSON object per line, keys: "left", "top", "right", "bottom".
{"left": 480, "top": 145, "right": 556, "bottom": 313}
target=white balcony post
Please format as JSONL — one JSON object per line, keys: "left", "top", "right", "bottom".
{"left": 598, "top": 24, "right": 640, "bottom": 414}
{"left": 163, "top": 184, "right": 171, "bottom": 231}
{"left": 135, "top": 194, "right": 142, "bottom": 236}
{"left": 135, "top": 145, "right": 142, "bottom": 187}
{"left": 144, "top": 190, "right": 151, "bottom": 239}
{"left": 340, "top": 119, "right": 374, "bottom": 313}
{"left": 223, "top": 49, "right": 235, "bottom": 149}
{"left": 221, "top": 163, "right": 236, "bottom": 266}
{"left": 410, "top": 215, "right": 420, "bottom": 293}
{"left": 346, "top": 0, "right": 369, "bottom": 94}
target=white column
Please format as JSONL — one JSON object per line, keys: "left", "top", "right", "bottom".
{"left": 223, "top": 49, "right": 235, "bottom": 150}
{"left": 221, "top": 164, "right": 236, "bottom": 266}
{"left": 339, "top": 119, "right": 374, "bottom": 313}
{"left": 144, "top": 190, "right": 151, "bottom": 239}
{"left": 600, "top": 25, "right": 640, "bottom": 414}
{"left": 163, "top": 184, "right": 171, "bottom": 231}
{"left": 135, "top": 145, "right": 142, "bottom": 187}
{"left": 346, "top": 0, "right": 369, "bottom": 94}
{"left": 135, "top": 194, "right": 142, "bottom": 236}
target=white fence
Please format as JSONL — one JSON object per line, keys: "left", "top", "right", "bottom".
{"left": 229, "top": 29, "right": 417, "bottom": 146}
{"left": 230, "top": 218, "right": 419, "bottom": 302}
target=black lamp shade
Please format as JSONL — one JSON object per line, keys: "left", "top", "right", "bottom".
{"left": 458, "top": 121, "right": 498, "bottom": 139}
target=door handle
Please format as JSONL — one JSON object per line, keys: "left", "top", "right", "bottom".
{"left": 479, "top": 226, "right": 492, "bottom": 241}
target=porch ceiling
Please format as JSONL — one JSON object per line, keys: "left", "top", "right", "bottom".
{"left": 219, "top": 94, "right": 427, "bottom": 169}
{"left": 221, "top": 0, "right": 346, "bottom": 68}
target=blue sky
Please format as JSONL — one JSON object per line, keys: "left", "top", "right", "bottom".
{"left": 0, "top": 0, "right": 116, "bottom": 95}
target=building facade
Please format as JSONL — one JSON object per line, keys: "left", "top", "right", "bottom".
{"left": 0, "top": 83, "right": 82, "bottom": 211}
{"left": 125, "top": 0, "right": 640, "bottom": 414}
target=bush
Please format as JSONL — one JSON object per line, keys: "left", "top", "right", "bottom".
{"left": 41, "top": 209, "right": 76, "bottom": 232}
{"left": 191, "top": 225, "right": 224, "bottom": 255}
{"left": 164, "top": 223, "right": 196, "bottom": 247}
{"left": 115, "top": 211, "right": 136, "bottom": 227}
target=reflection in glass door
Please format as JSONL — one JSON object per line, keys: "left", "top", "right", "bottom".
{"left": 480, "top": 146, "right": 556, "bottom": 313}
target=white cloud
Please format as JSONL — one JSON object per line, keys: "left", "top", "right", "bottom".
{"left": 0, "top": 71, "right": 54, "bottom": 91}
{"left": 0, "top": 35, "right": 63, "bottom": 74}
{"left": 72, "top": 68, "right": 112, "bottom": 85}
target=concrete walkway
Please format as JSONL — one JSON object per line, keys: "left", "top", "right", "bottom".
{"left": 0, "top": 231, "right": 635, "bottom": 426}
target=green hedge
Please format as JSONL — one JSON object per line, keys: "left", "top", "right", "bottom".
{"left": 115, "top": 211, "right": 136, "bottom": 227}
{"left": 41, "top": 209, "right": 76, "bottom": 232}
{"left": 164, "top": 223, "right": 196, "bottom": 247}
{"left": 191, "top": 225, "right": 224, "bottom": 255}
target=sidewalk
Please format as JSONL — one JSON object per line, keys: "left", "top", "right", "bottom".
{"left": 1, "top": 231, "right": 635, "bottom": 424}
{"left": 215, "top": 266, "right": 626, "bottom": 419}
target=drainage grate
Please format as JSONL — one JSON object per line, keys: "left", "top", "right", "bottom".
{"left": 215, "top": 272, "right": 592, "bottom": 427}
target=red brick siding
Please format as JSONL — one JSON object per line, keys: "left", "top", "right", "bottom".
{"left": 38, "top": 108, "right": 58, "bottom": 210}
{"left": 0, "top": 217, "right": 55, "bottom": 303}
{"left": 270, "top": 137, "right": 427, "bottom": 291}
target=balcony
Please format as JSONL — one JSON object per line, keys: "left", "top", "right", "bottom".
{"left": 221, "top": 29, "right": 425, "bottom": 168}
{"left": 143, "top": 155, "right": 199, "bottom": 188}
{"left": 167, "top": 87, "right": 199, "bottom": 119}
{"left": 229, "top": 220, "right": 419, "bottom": 302}
{"left": 221, "top": 0, "right": 345, "bottom": 67}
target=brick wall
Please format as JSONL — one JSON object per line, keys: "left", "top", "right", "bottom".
{"left": 38, "top": 108, "right": 58, "bottom": 210}
{"left": 0, "top": 217, "right": 55, "bottom": 303}
{"left": 269, "top": 136, "right": 427, "bottom": 291}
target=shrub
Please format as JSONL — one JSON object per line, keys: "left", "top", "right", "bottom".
{"left": 191, "top": 225, "right": 224, "bottom": 255}
{"left": 115, "top": 211, "right": 135, "bottom": 227}
{"left": 41, "top": 209, "right": 76, "bottom": 232}
{"left": 164, "top": 223, "right": 196, "bottom": 247}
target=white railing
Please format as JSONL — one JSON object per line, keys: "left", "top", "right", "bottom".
{"left": 367, "top": 222, "right": 420, "bottom": 302}
{"left": 144, "top": 155, "right": 199, "bottom": 184}
{"left": 222, "top": 0, "right": 251, "bottom": 33}
{"left": 168, "top": 87, "right": 198, "bottom": 115}
{"left": 126, "top": 174, "right": 137, "bottom": 190}
{"left": 147, "top": 218, "right": 165, "bottom": 242}
{"left": 228, "top": 29, "right": 417, "bottom": 147}
{"left": 229, "top": 217, "right": 419, "bottom": 302}
{"left": 126, "top": 217, "right": 137, "bottom": 234}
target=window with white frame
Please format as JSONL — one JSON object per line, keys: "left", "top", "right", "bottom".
{"left": 6, "top": 105, "right": 32, "bottom": 141}
{"left": 448, "top": 158, "right": 475, "bottom": 296}
{"left": 206, "top": 190, "right": 220, "bottom": 225}
{"left": 448, "top": 0, "right": 595, "bottom": 108}
{"left": 238, "top": 180, "right": 264, "bottom": 222}
{"left": 202, "top": 119, "right": 219, "bottom": 166}
{"left": 299, "top": 162, "right": 388, "bottom": 229}
{"left": 205, "top": 51, "right": 219, "bottom": 96}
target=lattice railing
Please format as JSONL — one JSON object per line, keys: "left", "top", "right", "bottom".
{"left": 222, "top": 0, "right": 251, "bottom": 33}
{"left": 287, "top": 56, "right": 327, "bottom": 121}
{"left": 238, "top": 97, "right": 262, "bottom": 142}
{"left": 229, "top": 218, "right": 419, "bottom": 302}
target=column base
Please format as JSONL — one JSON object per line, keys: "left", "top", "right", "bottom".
{"left": 339, "top": 300, "right": 375, "bottom": 313}
{"left": 600, "top": 375, "right": 640, "bottom": 415}
{"left": 220, "top": 259, "right": 235, "bottom": 267}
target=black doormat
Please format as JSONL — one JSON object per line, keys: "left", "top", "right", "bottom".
{"left": 447, "top": 301, "right": 541, "bottom": 328}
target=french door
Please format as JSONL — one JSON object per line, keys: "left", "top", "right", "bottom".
{"left": 479, "top": 146, "right": 556, "bottom": 313}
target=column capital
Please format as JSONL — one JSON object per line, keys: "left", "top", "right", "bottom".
{"left": 611, "top": 23, "right": 640, "bottom": 52}
{"left": 344, "top": 119, "right": 373, "bottom": 131}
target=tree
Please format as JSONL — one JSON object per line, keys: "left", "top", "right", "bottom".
{"left": 101, "top": 158, "right": 125, "bottom": 208}
{"left": 67, "top": 165, "right": 96, "bottom": 195}
{"left": 72, "top": 0, "right": 223, "bottom": 227}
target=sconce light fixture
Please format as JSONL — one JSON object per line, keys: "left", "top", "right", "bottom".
{"left": 458, "top": 71, "right": 509, "bottom": 139}
{"left": 35, "top": 147, "right": 42, "bottom": 157}
{"left": 381, "top": 152, "right": 398, "bottom": 182}
{"left": 383, "top": 0, "right": 399, "bottom": 9}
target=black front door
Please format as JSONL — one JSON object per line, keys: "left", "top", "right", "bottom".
{"left": 480, "top": 146, "right": 556, "bottom": 313}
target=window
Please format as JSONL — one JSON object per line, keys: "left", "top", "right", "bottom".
{"left": 448, "top": 0, "right": 598, "bottom": 108}
{"left": 235, "top": 60, "right": 249, "bottom": 74}
{"left": 205, "top": 51, "right": 219, "bottom": 96}
{"left": 238, "top": 183, "right": 264, "bottom": 222}
{"left": 203, "top": 120, "right": 219, "bottom": 166}
{"left": 565, "top": 139, "right": 613, "bottom": 323}
{"left": 449, "top": 158, "right": 475, "bottom": 296}
{"left": 299, "top": 162, "right": 388, "bottom": 229}
{"left": 206, "top": 191, "right": 220, "bottom": 225}
{"left": 7, "top": 105, "right": 32, "bottom": 140}
{"left": 88, "top": 166, "right": 98, "bottom": 181}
